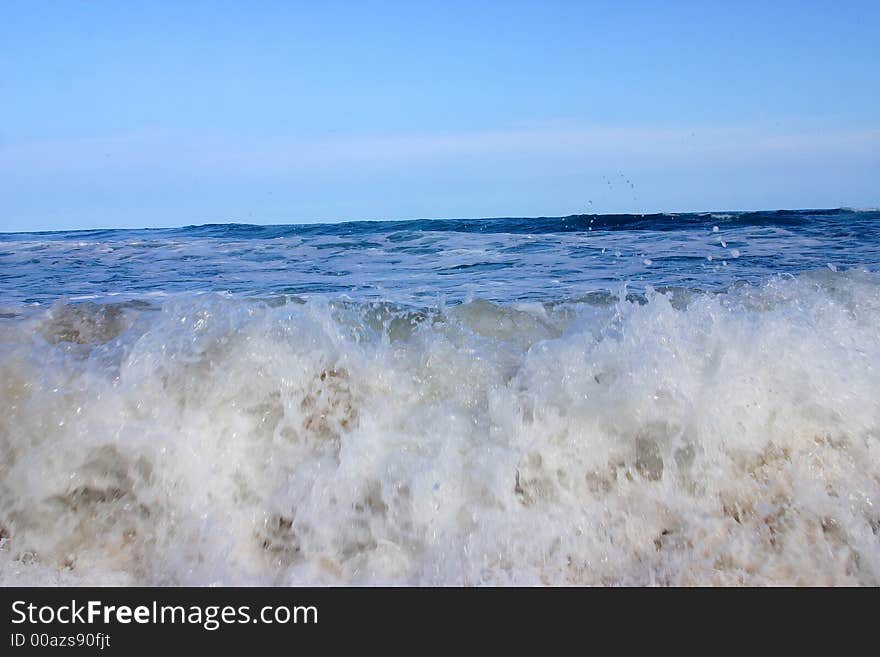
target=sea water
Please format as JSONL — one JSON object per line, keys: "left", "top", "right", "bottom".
{"left": 1, "top": 209, "right": 878, "bottom": 585}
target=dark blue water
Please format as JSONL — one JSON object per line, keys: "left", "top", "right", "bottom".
{"left": 2, "top": 208, "right": 878, "bottom": 306}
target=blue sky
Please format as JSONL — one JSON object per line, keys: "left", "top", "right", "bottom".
{"left": 1, "top": 1, "right": 878, "bottom": 231}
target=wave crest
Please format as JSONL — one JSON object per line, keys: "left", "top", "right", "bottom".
{"left": 1, "top": 270, "right": 879, "bottom": 585}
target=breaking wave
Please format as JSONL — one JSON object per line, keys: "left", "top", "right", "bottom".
{"left": 1, "top": 268, "right": 879, "bottom": 585}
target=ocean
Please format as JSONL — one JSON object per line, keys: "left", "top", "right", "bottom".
{"left": 1, "top": 208, "right": 879, "bottom": 585}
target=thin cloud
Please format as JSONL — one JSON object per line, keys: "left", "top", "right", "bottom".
{"left": 1, "top": 123, "right": 877, "bottom": 176}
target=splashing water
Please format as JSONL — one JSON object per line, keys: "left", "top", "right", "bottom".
{"left": 1, "top": 209, "right": 879, "bottom": 585}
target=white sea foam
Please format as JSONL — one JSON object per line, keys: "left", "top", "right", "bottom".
{"left": 1, "top": 269, "right": 879, "bottom": 585}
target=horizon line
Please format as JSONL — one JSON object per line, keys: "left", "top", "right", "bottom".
{"left": 3, "top": 206, "right": 877, "bottom": 237}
